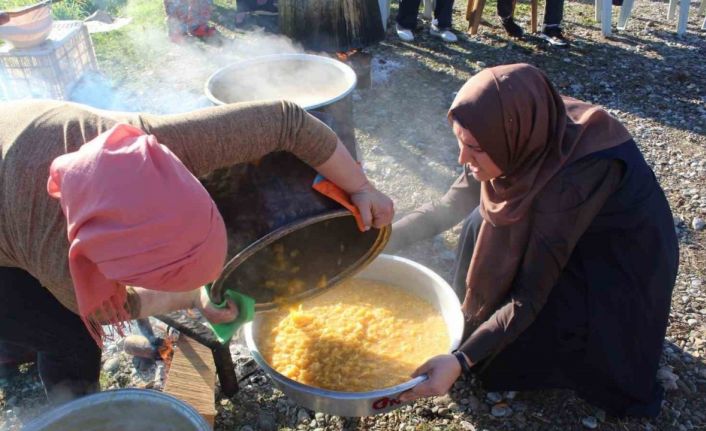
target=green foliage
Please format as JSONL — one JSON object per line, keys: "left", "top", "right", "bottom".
{"left": 0, "top": 0, "right": 128, "bottom": 20}
{"left": 123, "top": 0, "right": 164, "bottom": 27}
{"left": 51, "top": 0, "right": 91, "bottom": 19}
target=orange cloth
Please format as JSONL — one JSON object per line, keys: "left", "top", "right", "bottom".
{"left": 312, "top": 174, "right": 366, "bottom": 232}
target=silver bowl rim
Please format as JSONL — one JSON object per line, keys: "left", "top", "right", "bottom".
{"left": 243, "top": 254, "right": 462, "bottom": 399}
{"left": 204, "top": 53, "right": 358, "bottom": 110}
{"left": 21, "top": 388, "right": 210, "bottom": 430}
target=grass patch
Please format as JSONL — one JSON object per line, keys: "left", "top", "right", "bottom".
{"left": 89, "top": 0, "right": 166, "bottom": 79}
{"left": 122, "top": 0, "right": 163, "bottom": 27}
{"left": 0, "top": 0, "right": 127, "bottom": 20}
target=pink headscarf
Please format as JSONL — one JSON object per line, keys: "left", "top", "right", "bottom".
{"left": 47, "top": 124, "right": 227, "bottom": 345}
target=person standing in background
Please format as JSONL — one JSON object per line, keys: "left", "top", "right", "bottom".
{"left": 395, "top": 0, "right": 458, "bottom": 43}
{"left": 496, "top": 0, "right": 568, "bottom": 47}
{"left": 163, "top": 0, "right": 216, "bottom": 42}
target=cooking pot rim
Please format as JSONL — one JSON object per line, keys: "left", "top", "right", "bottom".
{"left": 210, "top": 209, "right": 390, "bottom": 308}
{"left": 243, "top": 254, "right": 463, "bottom": 399}
{"left": 248, "top": 342, "right": 428, "bottom": 399}
{"left": 204, "top": 53, "right": 358, "bottom": 110}
{"left": 21, "top": 389, "right": 210, "bottom": 431}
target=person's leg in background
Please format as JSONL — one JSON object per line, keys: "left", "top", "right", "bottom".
{"left": 430, "top": 0, "right": 458, "bottom": 42}
{"left": 164, "top": 0, "right": 190, "bottom": 42}
{"left": 539, "top": 0, "right": 568, "bottom": 46}
{"left": 396, "top": 0, "right": 423, "bottom": 41}
{"left": 187, "top": 0, "right": 216, "bottom": 38}
{"left": 0, "top": 267, "right": 101, "bottom": 405}
{"left": 497, "top": 0, "right": 524, "bottom": 37}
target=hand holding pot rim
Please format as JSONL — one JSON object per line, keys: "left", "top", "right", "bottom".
{"left": 398, "top": 354, "right": 464, "bottom": 402}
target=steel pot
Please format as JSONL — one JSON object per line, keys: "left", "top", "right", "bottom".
{"left": 201, "top": 53, "right": 387, "bottom": 307}
{"left": 21, "top": 389, "right": 210, "bottom": 431}
{"left": 278, "top": 0, "right": 385, "bottom": 52}
{"left": 204, "top": 53, "right": 358, "bottom": 155}
{"left": 243, "top": 254, "right": 465, "bottom": 417}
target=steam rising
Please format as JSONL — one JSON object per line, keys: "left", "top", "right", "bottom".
{"left": 70, "top": 26, "right": 314, "bottom": 114}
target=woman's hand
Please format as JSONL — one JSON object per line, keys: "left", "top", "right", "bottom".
{"left": 315, "top": 141, "right": 395, "bottom": 229}
{"left": 350, "top": 183, "right": 394, "bottom": 230}
{"left": 398, "top": 354, "right": 462, "bottom": 402}
{"left": 193, "top": 288, "right": 239, "bottom": 324}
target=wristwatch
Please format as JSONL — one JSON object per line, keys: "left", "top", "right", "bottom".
{"left": 453, "top": 350, "right": 472, "bottom": 374}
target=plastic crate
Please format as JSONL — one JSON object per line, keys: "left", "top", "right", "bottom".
{"left": 0, "top": 21, "right": 98, "bottom": 100}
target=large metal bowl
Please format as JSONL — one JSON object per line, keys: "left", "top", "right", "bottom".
{"left": 243, "top": 254, "right": 465, "bottom": 417}
{"left": 204, "top": 53, "right": 357, "bottom": 111}
{"left": 0, "top": 5, "right": 52, "bottom": 49}
{"left": 21, "top": 389, "right": 210, "bottom": 431}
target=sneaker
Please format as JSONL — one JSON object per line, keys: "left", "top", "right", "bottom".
{"left": 539, "top": 26, "right": 569, "bottom": 47}
{"left": 430, "top": 20, "right": 458, "bottom": 42}
{"left": 395, "top": 24, "right": 415, "bottom": 42}
{"left": 500, "top": 16, "right": 524, "bottom": 38}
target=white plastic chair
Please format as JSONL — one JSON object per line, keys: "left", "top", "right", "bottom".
{"left": 667, "top": 0, "right": 692, "bottom": 34}
{"left": 597, "top": 0, "right": 692, "bottom": 36}
{"left": 379, "top": 0, "right": 390, "bottom": 30}
{"left": 422, "top": 0, "right": 435, "bottom": 19}
{"left": 595, "top": 0, "right": 636, "bottom": 35}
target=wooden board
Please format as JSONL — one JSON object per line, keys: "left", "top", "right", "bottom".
{"left": 163, "top": 335, "right": 217, "bottom": 428}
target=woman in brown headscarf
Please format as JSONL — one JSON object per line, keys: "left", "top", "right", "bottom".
{"left": 393, "top": 63, "right": 678, "bottom": 417}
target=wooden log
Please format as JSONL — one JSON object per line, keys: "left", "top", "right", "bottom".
{"left": 279, "top": 0, "right": 385, "bottom": 51}
{"left": 163, "top": 336, "right": 217, "bottom": 428}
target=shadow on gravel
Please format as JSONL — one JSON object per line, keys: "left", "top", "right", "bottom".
{"left": 375, "top": 1, "right": 705, "bottom": 137}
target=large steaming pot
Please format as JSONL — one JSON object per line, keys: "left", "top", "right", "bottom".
{"left": 243, "top": 254, "right": 465, "bottom": 417}
{"left": 21, "top": 389, "right": 210, "bottom": 431}
{"left": 202, "top": 53, "right": 387, "bottom": 307}
{"left": 205, "top": 53, "right": 358, "bottom": 154}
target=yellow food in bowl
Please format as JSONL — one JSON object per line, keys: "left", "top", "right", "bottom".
{"left": 257, "top": 279, "right": 449, "bottom": 392}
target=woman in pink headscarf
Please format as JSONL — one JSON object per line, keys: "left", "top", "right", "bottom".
{"left": 0, "top": 99, "right": 393, "bottom": 404}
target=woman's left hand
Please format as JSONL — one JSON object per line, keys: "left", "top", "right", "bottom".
{"left": 194, "top": 288, "right": 239, "bottom": 324}
{"left": 398, "top": 354, "right": 462, "bottom": 402}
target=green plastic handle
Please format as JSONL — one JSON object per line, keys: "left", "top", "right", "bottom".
{"left": 203, "top": 283, "right": 256, "bottom": 344}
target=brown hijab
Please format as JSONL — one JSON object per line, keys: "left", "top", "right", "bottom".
{"left": 448, "top": 63, "right": 632, "bottom": 326}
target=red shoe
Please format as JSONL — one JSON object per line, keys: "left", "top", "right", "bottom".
{"left": 189, "top": 25, "right": 216, "bottom": 38}
{"left": 0, "top": 343, "right": 36, "bottom": 368}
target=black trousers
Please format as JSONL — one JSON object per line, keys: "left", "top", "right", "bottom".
{"left": 0, "top": 267, "right": 101, "bottom": 405}
{"left": 451, "top": 208, "right": 663, "bottom": 418}
{"left": 396, "top": 0, "right": 455, "bottom": 29}
{"left": 497, "top": 0, "right": 564, "bottom": 27}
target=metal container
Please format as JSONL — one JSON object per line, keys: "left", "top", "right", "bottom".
{"left": 204, "top": 53, "right": 358, "bottom": 154}
{"left": 278, "top": 0, "right": 385, "bottom": 52}
{"left": 202, "top": 53, "right": 388, "bottom": 307}
{"left": 21, "top": 389, "right": 210, "bottom": 431}
{"left": 243, "top": 254, "right": 465, "bottom": 417}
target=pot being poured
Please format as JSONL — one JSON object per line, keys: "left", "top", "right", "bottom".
{"left": 202, "top": 53, "right": 385, "bottom": 307}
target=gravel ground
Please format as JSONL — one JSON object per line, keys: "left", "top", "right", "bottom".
{"left": 1, "top": 0, "right": 705, "bottom": 429}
